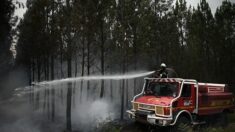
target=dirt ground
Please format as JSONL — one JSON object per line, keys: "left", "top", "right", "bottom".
{"left": 99, "top": 119, "right": 235, "bottom": 132}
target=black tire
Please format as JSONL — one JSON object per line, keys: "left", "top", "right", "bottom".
{"left": 170, "top": 116, "right": 191, "bottom": 132}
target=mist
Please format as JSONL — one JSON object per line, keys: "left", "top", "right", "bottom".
{"left": 0, "top": 70, "right": 150, "bottom": 132}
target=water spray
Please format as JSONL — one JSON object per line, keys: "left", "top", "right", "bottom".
{"left": 14, "top": 71, "right": 155, "bottom": 95}
{"left": 33, "top": 71, "right": 155, "bottom": 85}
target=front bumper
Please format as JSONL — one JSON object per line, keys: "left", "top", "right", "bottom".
{"left": 127, "top": 109, "right": 173, "bottom": 126}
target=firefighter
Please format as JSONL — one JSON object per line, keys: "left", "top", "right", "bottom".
{"left": 159, "top": 63, "right": 168, "bottom": 78}
{"left": 153, "top": 63, "right": 168, "bottom": 78}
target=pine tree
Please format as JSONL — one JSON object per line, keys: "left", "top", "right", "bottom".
{"left": 214, "top": 0, "right": 235, "bottom": 84}
{"left": 0, "top": 0, "right": 14, "bottom": 76}
{"left": 186, "top": 0, "right": 215, "bottom": 81}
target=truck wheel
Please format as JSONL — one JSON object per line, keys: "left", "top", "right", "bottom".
{"left": 170, "top": 116, "right": 191, "bottom": 132}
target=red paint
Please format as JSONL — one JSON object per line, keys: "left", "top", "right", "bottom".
{"left": 134, "top": 78, "right": 235, "bottom": 116}
{"left": 136, "top": 95, "right": 173, "bottom": 106}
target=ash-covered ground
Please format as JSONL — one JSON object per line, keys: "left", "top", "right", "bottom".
{"left": 1, "top": 93, "right": 235, "bottom": 132}
{"left": 0, "top": 71, "right": 149, "bottom": 132}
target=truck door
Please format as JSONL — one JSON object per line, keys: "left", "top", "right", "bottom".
{"left": 178, "top": 84, "right": 196, "bottom": 112}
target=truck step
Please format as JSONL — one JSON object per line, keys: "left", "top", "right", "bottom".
{"left": 192, "top": 121, "right": 206, "bottom": 125}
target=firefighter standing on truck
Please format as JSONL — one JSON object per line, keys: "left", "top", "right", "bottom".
{"left": 153, "top": 63, "right": 168, "bottom": 78}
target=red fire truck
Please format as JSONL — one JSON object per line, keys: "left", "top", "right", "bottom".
{"left": 127, "top": 78, "right": 235, "bottom": 129}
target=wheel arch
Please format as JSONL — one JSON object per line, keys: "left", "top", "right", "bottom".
{"left": 170, "top": 110, "right": 193, "bottom": 125}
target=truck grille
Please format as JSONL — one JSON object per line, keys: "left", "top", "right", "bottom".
{"left": 155, "top": 106, "right": 164, "bottom": 115}
{"left": 139, "top": 104, "right": 155, "bottom": 110}
{"left": 133, "top": 103, "right": 166, "bottom": 116}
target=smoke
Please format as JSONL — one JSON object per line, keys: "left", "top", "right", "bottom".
{"left": 0, "top": 70, "right": 152, "bottom": 132}
{"left": 72, "top": 99, "right": 116, "bottom": 131}
{"left": 0, "top": 94, "right": 38, "bottom": 132}
{"left": 0, "top": 91, "right": 64, "bottom": 132}
{"left": 0, "top": 67, "right": 28, "bottom": 100}
{"left": 0, "top": 118, "right": 40, "bottom": 132}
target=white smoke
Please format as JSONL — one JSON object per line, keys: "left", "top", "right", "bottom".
{"left": 72, "top": 99, "right": 116, "bottom": 131}
{"left": 6, "top": 71, "right": 152, "bottom": 131}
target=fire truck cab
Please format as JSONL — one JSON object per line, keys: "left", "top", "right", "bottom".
{"left": 127, "top": 78, "right": 235, "bottom": 128}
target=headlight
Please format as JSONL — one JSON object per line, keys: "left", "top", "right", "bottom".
{"left": 155, "top": 106, "right": 164, "bottom": 115}
{"left": 132, "top": 102, "right": 138, "bottom": 110}
{"left": 155, "top": 106, "right": 170, "bottom": 115}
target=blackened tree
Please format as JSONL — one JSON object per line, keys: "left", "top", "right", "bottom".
{"left": 0, "top": 0, "right": 14, "bottom": 76}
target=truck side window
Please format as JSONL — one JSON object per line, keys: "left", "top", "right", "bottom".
{"left": 181, "top": 84, "right": 191, "bottom": 97}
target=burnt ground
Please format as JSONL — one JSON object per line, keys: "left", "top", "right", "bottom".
{"left": 98, "top": 120, "right": 173, "bottom": 132}
{"left": 1, "top": 96, "right": 235, "bottom": 132}
{"left": 120, "top": 122, "right": 168, "bottom": 132}
{"left": 99, "top": 120, "right": 235, "bottom": 132}
{"left": 0, "top": 97, "right": 65, "bottom": 132}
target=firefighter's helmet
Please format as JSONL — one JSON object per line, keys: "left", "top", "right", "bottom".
{"left": 160, "top": 63, "right": 166, "bottom": 68}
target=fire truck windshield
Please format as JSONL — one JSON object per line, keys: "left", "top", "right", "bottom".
{"left": 145, "top": 82, "right": 178, "bottom": 97}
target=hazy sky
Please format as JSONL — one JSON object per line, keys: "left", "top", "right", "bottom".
{"left": 15, "top": 0, "right": 235, "bottom": 19}
{"left": 186, "top": 0, "right": 235, "bottom": 13}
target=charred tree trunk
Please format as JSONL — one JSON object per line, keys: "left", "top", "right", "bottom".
{"left": 66, "top": 82, "right": 72, "bottom": 131}
{"left": 120, "top": 76, "right": 125, "bottom": 120}
{"left": 66, "top": 38, "right": 72, "bottom": 131}
{"left": 87, "top": 36, "right": 90, "bottom": 100}
{"left": 117, "top": 0, "right": 125, "bottom": 120}
{"left": 110, "top": 80, "right": 113, "bottom": 100}
{"left": 43, "top": 88, "right": 46, "bottom": 113}
{"left": 51, "top": 55, "right": 55, "bottom": 121}
{"left": 74, "top": 55, "right": 78, "bottom": 77}
{"left": 36, "top": 58, "right": 41, "bottom": 110}
{"left": 80, "top": 36, "right": 85, "bottom": 102}
{"left": 28, "top": 60, "right": 32, "bottom": 106}
{"left": 120, "top": 41, "right": 127, "bottom": 120}
{"left": 125, "top": 79, "right": 129, "bottom": 108}
{"left": 60, "top": 42, "right": 64, "bottom": 78}
{"left": 66, "top": 2, "right": 73, "bottom": 131}
{"left": 60, "top": 87, "right": 64, "bottom": 105}
{"left": 32, "top": 59, "right": 35, "bottom": 82}
{"left": 50, "top": 0, "right": 56, "bottom": 121}
{"left": 100, "top": 19, "right": 105, "bottom": 98}
{"left": 37, "top": 58, "right": 41, "bottom": 82}
{"left": 44, "top": 56, "right": 47, "bottom": 80}
{"left": 46, "top": 55, "right": 50, "bottom": 119}
{"left": 45, "top": 54, "right": 50, "bottom": 80}
{"left": 66, "top": 49, "right": 72, "bottom": 131}
{"left": 47, "top": 85, "right": 50, "bottom": 119}
{"left": 28, "top": 60, "right": 32, "bottom": 85}
{"left": 60, "top": 33, "right": 64, "bottom": 78}
{"left": 30, "top": 59, "right": 35, "bottom": 106}
{"left": 73, "top": 51, "right": 78, "bottom": 107}
{"left": 133, "top": 26, "right": 137, "bottom": 95}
